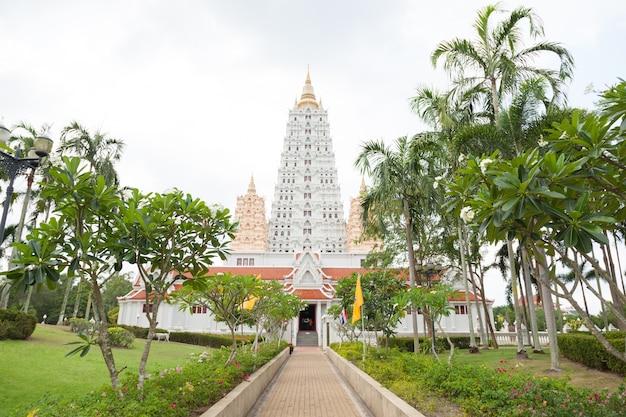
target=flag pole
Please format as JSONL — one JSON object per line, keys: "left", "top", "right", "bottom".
{"left": 361, "top": 303, "right": 365, "bottom": 361}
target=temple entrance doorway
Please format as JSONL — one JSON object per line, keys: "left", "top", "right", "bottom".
{"left": 299, "top": 304, "right": 316, "bottom": 331}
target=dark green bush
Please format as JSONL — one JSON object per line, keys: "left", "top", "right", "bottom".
{"left": 108, "top": 327, "right": 135, "bottom": 348}
{"left": 0, "top": 309, "right": 37, "bottom": 340}
{"left": 385, "top": 335, "right": 471, "bottom": 352}
{"left": 558, "top": 332, "right": 626, "bottom": 375}
{"left": 115, "top": 324, "right": 168, "bottom": 339}
{"left": 169, "top": 331, "right": 253, "bottom": 348}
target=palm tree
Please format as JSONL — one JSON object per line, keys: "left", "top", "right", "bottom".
{"left": 355, "top": 134, "right": 443, "bottom": 353}
{"left": 58, "top": 121, "right": 125, "bottom": 186}
{"left": 0, "top": 122, "right": 53, "bottom": 310}
{"left": 431, "top": 3, "right": 574, "bottom": 123}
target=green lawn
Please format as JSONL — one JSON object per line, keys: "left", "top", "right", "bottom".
{"left": 0, "top": 325, "right": 210, "bottom": 417}
{"left": 455, "top": 347, "right": 625, "bottom": 392}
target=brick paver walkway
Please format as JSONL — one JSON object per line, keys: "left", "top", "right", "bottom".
{"left": 247, "top": 347, "right": 373, "bottom": 417}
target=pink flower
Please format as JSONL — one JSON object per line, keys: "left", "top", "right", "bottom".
{"left": 175, "top": 366, "right": 182, "bottom": 373}
{"left": 170, "top": 403, "right": 176, "bottom": 408}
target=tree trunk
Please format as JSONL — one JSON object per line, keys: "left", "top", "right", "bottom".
{"left": 467, "top": 260, "right": 487, "bottom": 348}
{"left": 458, "top": 225, "right": 477, "bottom": 349}
{"left": 72, "top": 276, "right": 84, "bottom": 318}
{"left": 507, "top": 240, "right": 527, "bottom": 358}
{"left": 602, "top": 236, "right": 626, "bottom": 330}
{"left": 533, "top": 247, "right": 560, "bottom": 372}
{"left": 138, "top": 301, "right": 160, "bottom": 387}
{"left": 403, "top": 198, "right": 420, "bottom": 354}
{"left": 521, "top": 246, "right": 543, "bottom": 352}
{"left": 477, "top": 263, "right": 498, "bottom": 348}
{"left": 90, "top": 276, "right": 124, "bottom": 391}
{"left": 22, "top": 286, "right": 33, "bottom": 313}
{"left": 57, "top": 276, "right": 74, "bottom": 325}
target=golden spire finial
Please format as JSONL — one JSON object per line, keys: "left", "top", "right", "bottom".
{"left": 297, "top": 66, "right": 318, "bottom": 109}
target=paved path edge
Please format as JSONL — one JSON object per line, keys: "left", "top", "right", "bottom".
{"left": 326, "top": 348, "right": 427, "bottom": 417}
{"left": 200, "top": 348, "right": 291, "bottom": 417}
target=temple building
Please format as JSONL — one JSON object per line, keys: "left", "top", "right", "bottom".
{"left": 117, "top": 71, "right": 493, "bottom": 346}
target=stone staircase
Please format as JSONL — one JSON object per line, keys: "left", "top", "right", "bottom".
{"left": 296, "top": 331, "right": 318, "bottom": 346}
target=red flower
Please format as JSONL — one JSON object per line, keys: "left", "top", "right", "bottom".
{"left": 170, "top": 403, "right": 176, "bottom": 409}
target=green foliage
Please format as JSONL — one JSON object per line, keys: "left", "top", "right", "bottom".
{"left": 68, "top": 317, "right": 93, "bottom": 333}
{"left": 30, "top": 342, "right": 286, "bottom": 417}
{"left": 0, "top": 309, "right": 37, "bottom": 340}
{"left": 558, "top": 332, "right": 626, "bottom": 375}
{"left": 335, "top": 343, "right": 626, "bottom": 416}
{"left": 107, "top": 306, "right": 119, "bottom": 324}
{"left": 115, "top": 324, "right": 166, "bottom": 339}
{"left": 384, "top": 336, "right": 469, "bottom": 353}
{"left": 64, "top": 331, "right": 97, "bottom": 358}
{"left": 107, "top": 327, "right": 135, "bottom": 348}
{"left": 169, "top": 331, "right": 251, "bottom": 348}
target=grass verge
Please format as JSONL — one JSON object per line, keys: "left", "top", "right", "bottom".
{"left": 0, "top": 324, "right": 209, "bottom": 417}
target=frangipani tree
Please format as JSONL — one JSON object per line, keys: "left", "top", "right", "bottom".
{"left": 173, "top": 273, "right": 260, "bottom": 366}
{"left": 118, "top": 189, "right": 236, "bottom": 385}
{"left": 394, "top": 284, "right": 456, "bottom": 364}
{"left": 6, "top": 156, "right": 127, "bottom": 390}
{"left": 445, "top": 109, "right": 626, "bottom": 364}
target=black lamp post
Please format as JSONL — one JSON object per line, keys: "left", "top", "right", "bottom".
{"left": 0, "top": 120, "right": 54, "bottom": 245}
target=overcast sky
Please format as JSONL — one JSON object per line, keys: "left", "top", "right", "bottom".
{"left": 1, "top": 0, "right": 624, "bottom": 311}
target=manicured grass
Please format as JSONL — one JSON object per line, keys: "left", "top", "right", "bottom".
{"left": 0, "top": 325, "right": 210, "bottom": 417}
{"left": 455, "top": 347, "right": 625, "bottom": 392}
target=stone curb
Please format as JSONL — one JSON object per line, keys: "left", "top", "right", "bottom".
{"left": 326, "top": 348, "right": 426, "bottom": 417}
{"left": 200, "top": 348, "right": 290, "bottom": 417}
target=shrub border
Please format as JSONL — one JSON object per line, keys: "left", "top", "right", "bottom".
{"left": 326, "top": 348, "right": 426, "bottom": 417}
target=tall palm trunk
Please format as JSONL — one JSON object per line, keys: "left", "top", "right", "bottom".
{"left": 467, "top": 259, "right": 487, "bottom": 348}
{"left": 611, "top": 231, "right": 626, "bottom": 293}
{"left": 602, "top": 232, "right": 626, "bottom": 330}
{"left": 458, "top": 225, "right": 477, "bottom": 349}
{"left": 507, "top": 240, "right": 527, "bottom": 357}
{"left": 521, "top": 246, "right": 543, "bottom": 352}
{"left": 533, "top": 246, "right": 560, "bottom": 372}
{"left": 477, "top": 263, "right": 498, "bottom": 348}
{"left": 57, "top": 276, "right": 74, "bottom": 325}
{"left": 403, "top": 198, "right": 421, "bottom": 354}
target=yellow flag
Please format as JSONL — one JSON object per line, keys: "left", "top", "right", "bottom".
{"left": 242, "top": 295, "right": 258, "bottom": 310}
{"left": 352, "top": 275, "right": 364, "bottom": 324}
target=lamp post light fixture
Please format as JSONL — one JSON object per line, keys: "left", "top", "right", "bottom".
{"left": 0, "top": 120, "right": 54, "bottom": 245}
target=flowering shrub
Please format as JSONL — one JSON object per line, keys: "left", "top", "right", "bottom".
{"left": 334, "top": 343, "right": 626, "bottom": 417}
{"left": 26, "top": 342, "right": 286, "bottom": 416}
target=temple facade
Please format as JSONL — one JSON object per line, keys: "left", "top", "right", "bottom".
{"left": 117, "top": 71, "right": 493, "bottom": 347}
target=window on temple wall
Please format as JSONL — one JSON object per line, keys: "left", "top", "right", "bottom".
{"left": 142, "top": 304, "right": 154, "bottom": 313}
{"left": 455, "top": 305, "right": 468, "bottom": 314}
{"left": 243, "top": 258, "right": 248, "bottom": 266}
{"left": 237, "top": 258, "right": 242, "bottom": 265}
{"left": 192, "top": 305, "right": 207, "bottom": 314}
{"left": 249, "top": 258, "right": 254, "bottom": 266}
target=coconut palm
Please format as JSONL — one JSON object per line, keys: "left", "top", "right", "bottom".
{"left": 355, "top": 134, "right": 444, "bottom": 352}
{"left": 431, "top": 3, "right": 574, "bottom": 123}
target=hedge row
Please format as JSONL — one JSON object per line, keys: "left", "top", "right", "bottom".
{"left": 0, "top": 309, "right": 37, "bottom": 340}
{"left": 114, "top": 325, "right": 254, "bottom": 348}
{"left": 385, "top": 335, "right": 473, "bottom": 352}
{"left": 557, "top": 331, "right": 626, "bottom": 375}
